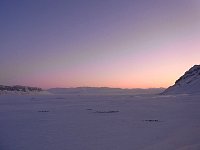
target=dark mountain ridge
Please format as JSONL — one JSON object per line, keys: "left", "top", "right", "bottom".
{"left": 0, "top": 85, "right": 42, "bottom": 92}
{"left": 163, "top": 65, "right": 200, "bottom": 94}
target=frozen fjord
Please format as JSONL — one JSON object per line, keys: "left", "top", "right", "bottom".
{"left": 0, "top": 94, "right": 200, "bottom": 150}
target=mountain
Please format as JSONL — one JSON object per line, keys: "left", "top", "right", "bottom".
{"left": 0, "top": 85, "right": 43, "bottom": 95}
{"left": 163, "top": 65, "right": 200, "bottom": 94}
{"left": 48, "top": 87, "right": 165, "bottom": 95}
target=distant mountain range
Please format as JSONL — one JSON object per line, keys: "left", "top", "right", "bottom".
{"left": 0, "top": 85, "right": 165, "bottom": 95}
{"left": 163, "top": 65, "right": 200, "bottom": 94}
{"left": 48, "top": 87, "right": 165, "bottom": 95}
{"left": 3, "top": 65, "right": 200, "bottom": 95}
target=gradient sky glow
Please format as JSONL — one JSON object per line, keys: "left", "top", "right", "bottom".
{"left": 0, "top": 0, "right": 200, "bottom": 89}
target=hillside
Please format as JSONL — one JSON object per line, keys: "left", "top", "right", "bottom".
{"left": 0, "top": 85, "right": 43, "bottom": 95}
{"left": 163, "top": 65, "right": 200, "bottom": 94}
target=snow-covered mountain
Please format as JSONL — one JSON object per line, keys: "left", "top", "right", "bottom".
{"left": 0, "top": 85, "right": 44, "bottom": 95}
{"left": 163, "top": 65, "right": 200, "bottom": 94}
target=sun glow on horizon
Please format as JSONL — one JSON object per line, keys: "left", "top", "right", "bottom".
{"left": 0, "top": 1, "right": 200, "bottom": 89}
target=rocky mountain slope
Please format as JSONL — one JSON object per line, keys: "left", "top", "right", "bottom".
{"left": 0, "top": 85, "right": 43, "bottom": 95}
{"left": 163, "top": 65, "right": 200, "bottom": 94}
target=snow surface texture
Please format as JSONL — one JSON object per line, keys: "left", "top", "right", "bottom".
{"left": 0, "top": 90, "right": 50, "bottom": 95}
{"left": 0, "top": 94, "right": 200, "bottom": 150}
{"left": 163, "top": 65, "right": 200, "bottom": 94}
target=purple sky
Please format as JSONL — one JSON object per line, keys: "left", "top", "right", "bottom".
{"left": 0, "top": 0, "right": 200, "bottom": 89}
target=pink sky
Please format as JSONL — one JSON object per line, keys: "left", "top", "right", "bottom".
{"left": 0, "top": 0, "right": 200, "bottom": 89}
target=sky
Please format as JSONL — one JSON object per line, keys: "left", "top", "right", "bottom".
{"left": 0, "top": 0, "right": 200, "bottom": 89}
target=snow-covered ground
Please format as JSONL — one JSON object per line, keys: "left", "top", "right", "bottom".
{"left": 0, "top": 94, "right": 200, "bottom": 150}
